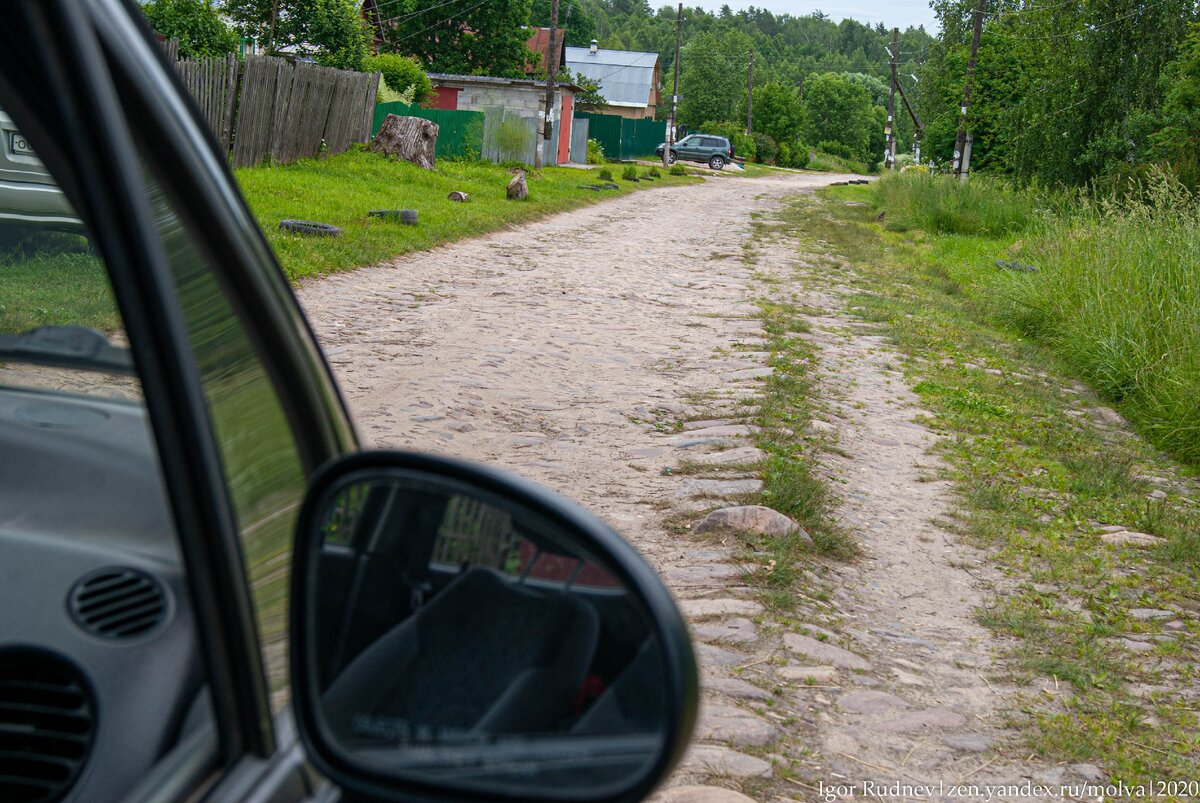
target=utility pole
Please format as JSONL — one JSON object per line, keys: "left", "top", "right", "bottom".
{"left": 886, "top": 27, "right": 898, "bottom": 169}
{"left": 746, "top": 46, "right": 754, "bottom": 136}
{"left": 895, "top": 76, "right": 924, "bottom": 164}
{"left": 954, "top": 0, "right": 986, "bottom": 181}
{"left": 537, "top": 0, "right": 560, "bottom": 170}
{"left": 665, "top": 2, "right": 682, "bottom": 170}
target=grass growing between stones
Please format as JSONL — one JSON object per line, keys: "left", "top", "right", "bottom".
{"left": 777, "top": 187, "right": 1200, "bottom": 784}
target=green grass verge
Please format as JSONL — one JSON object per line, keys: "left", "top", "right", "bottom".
{"left": 779, "top": 184, "right": 1199, "bottom": 783}
{"left": 238, "top": 148, "right": 699, "bottom": 281}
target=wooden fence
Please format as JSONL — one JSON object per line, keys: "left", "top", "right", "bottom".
{"left": 163, "top": 42, "right": 380, "bottom": 168}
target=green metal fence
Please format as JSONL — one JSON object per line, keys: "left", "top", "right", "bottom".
{"left": 372, "top": 102, "right": 484, "bottom": 160}
{"left": 574, "top": 113, "right": 665, "bottom": 161}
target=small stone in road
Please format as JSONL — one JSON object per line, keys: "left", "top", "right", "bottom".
{"left": 1119, "top": 638, "right": 1155, "bottom": 652}
{"left": 694, "top": 617, "right": 758, "bottom": 645}
{"left": 705, "top": 677, "right": 770, "bottom": 701}
{"left": 682, "top": 419, "right": 734, "bottom": 431}
{"left": 683, "top": 745, "right": 772, "bottom": 779}
{"left": 626, "top": 447, "right": 670, "bottom": 458}
{"left": 671, "top": 424, "right": 756, "bottom": 439}
{"left": 694, "top": 643, "right": 746, "bottom": 668}
{"left": 697, "top": 704, "right": 779, "bottom": 747}
{"left": 412, "top": 414, "right": 444, "bottom": 422}
{"left": 690, "top": 446, "right": 766, "bottom": 465}
{"left": 651, "top": 785, "right": 757, "bottom": 803}
{"left": 778, "top": 665, "right": 838, "bottom": 684}
{"left": 667, "top": 564, "right": 743, "bottom": 585}
{"left": 943, "top": 733, "right": 991, "bottom": 753}
{"left": 446, "top": 421, "right": 475, "bottom": 432}
{"left": 1071, "top": 763, "right": 1105, "bottom": 782}
{"left": 680, "top": 598, "right": 764, "bottom": 617}
{"left": 878, "top": 708, "right": 967, "bottom": 733}
{"left": 838, "top": 690, "right": 908, "bottom": 715}
{"left": 809, "top": 419, "right": 837, "bottom": 434}
{"left": 674, "top": 479, "right": 763, "bottom": 499}
{"left": 1147, "top": 489, "right": 1168, "bottom": 500}
{"left": 695, "top": 505, "right": 810, "bottom": 541}
{"left": 722, "top": 367, "right": 774, "bottom": 381}
{"left": 783, "top": 633, "right": 871, "bottom": 671}
{"left": 672, "top": 437, "right": 737, "bottom": 450}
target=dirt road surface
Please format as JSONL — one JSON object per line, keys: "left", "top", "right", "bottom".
{"left": 297, "top": 172, "right": 1077, "bottom": 802}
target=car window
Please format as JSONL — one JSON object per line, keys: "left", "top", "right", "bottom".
{"left": 146, "top": 175, "right": 307, "bottom": 712}
{"left": 0, "top": 110, "right": 218, "bottom": 801}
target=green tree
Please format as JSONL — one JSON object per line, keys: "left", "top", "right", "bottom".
{"left": 752, "top": 81, "right": 803, "bottom": 145}
{"left": 679, "top": 28, "right": 753, "bottom": 127}
{"left": 379, "top": 0, "right": 533, "bottom": 78}
{"left": 530, "top": 0, "right": 596, "bottom": 47}
{"left": 803, "top": 71, "right": 873, "bottom": 160}
{"left": 569, "top": 71, "right": 606, "bottom": 111}
{"left": 142, "top": 0, "right": 238, "bottom": 58}
{"left": 222, "top": 0, "right": 368, "bottom": 68}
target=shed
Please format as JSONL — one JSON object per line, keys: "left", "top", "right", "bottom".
{"left": 564, "top": 42, "right": 660, "bottom": 120}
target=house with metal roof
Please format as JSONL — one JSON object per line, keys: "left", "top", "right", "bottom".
{"left": 564, "top": 41, "right": 660, "bottom": 120}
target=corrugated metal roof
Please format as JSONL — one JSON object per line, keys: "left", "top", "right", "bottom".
{"left": 564, "top": 47, "right": 658, "bottom": 107}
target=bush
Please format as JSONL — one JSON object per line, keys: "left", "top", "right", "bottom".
{"left": 586, "top": 138, "right": 605, "bottom": 165}
{"left": 817, "top": 140, "right": 857, "bottom": 161}
{"left": 597, "top": 167, "right": 614, "bottom": 181}
{"left": 670, "top": 164, "right": 687, "bottom": 176}
{"left": 142, "top": 0, "right": 237, "bottom": 57}
{"left": 698, "top": 120, "right": 753, "bottom": 162}
{"left": 752, "top": 132, "right": 779, "bottom": 165}
{"left": 621, "top": 164, "right": 639, "bottom": 181}
{"left": 778, "top": 140, "right": 810, "bottom": 169}
{"left": 366, "top": 54, "right": 432, "bottom": 104}
{"left": 646, "top": 166, "right": 661, "bottom": 178}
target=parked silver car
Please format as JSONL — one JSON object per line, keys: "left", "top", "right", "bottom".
{"left": 0, "top": 107, "right": 81, "bottom": 231}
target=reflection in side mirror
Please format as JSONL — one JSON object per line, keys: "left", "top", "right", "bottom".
{"left": 291, "top": 452, "right": 697, "bottom": 803}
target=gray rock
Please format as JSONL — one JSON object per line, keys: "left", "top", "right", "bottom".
{"left": 651, "top": 785, "right": 757, "bottom": 803}
{"left": 683, "top": 745, "right": 772, "bottom": 779}
{"left": 690, "top": 446, "right": 767, "bottom": 466}
{"left": 1071, "top": 763, "right": 1105, "bottom": 782}
{"left": 783, "top": 633, "right": 871, "bottom": 671}
{"left": 682, "top": 419, "right": 734, "bottom": 431}
{"left": 695, "top": 644, "right": 745, "bottom": 668}
{"left": 447, "top": 190, "right": 469, "bottom": 202}
{"left": 878, "top": 708, "right": 967, "bottom": 733}
{"left": 838, "top": 690, "right": 908, "bottom": 715}
{"left": 680, "top": 598, "right": 764, "bottom": 618}
{"left": 1128, "top": 608, "right": 1174, "bottom": 620}
{"left": 1147, "top": 489, "right": 1168, "bottom": 500}
{"left": 673, "top": 437, "right": 738, "bottom": 450}
{"left": 943, "top": 734, "right": 991, "bottom": 753}
{"left": 672, "top": 425, "right": 756, "bottom": 440}
{"left": 778, "top": 665, "right": 839, "bottom": 684}
{"left": 1100, "top": 531, "right": 1161, "bottom": 547}
{"left": 667, "top": 564, "right": 743, "bottom": 585}
{"left": 694, "top": 617, "right": 758, "bottom": 645}
{"left": 705, "top": 677, "right": 770, "bottom": 701}
{"left": 722, "top": 367, "right": 774, "bottom": 381}
{"left": 674, "top": 479, "right": 763, "bottom": 499}
{"left": 446, "top": 421, "right": 476, "bottom": 433}
{"left": 653, "top": 402, "right": 687, "bottom": 414}
{"left": 809, "top": 419, "right": 837, "bottom": 434}
{"left": 695, "top": 506, "right": 809, "bottom": 541}
{"left": 1119, "top": 638, "right": 1155, "bottom": 652}
{"left": 697, "top": 704, "right": 778, "bottom": 747}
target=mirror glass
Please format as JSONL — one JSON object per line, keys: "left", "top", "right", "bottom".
{"left": 305, "top": 471, "right": 669, "bottom": 797}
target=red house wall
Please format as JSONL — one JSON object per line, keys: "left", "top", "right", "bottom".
{"left": 425, "top": 86, "right": 460, "bottom": 110}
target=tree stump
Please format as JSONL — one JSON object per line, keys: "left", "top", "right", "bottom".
{"left": 506, "top": 169, "right": 528, "bottom": 200}
{"left": 371, "top": 115, "right": 438, "bottom": 170}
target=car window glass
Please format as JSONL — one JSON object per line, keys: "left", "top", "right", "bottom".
{"left": 0, "top": 107, "right": 218, "bottom": 801}
{"left": 146, "top": 176, "right": 306, "bottom": 712}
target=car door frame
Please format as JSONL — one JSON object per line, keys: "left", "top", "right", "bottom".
{"left": 0, "top": 0, "right": 357, "bottom": 799}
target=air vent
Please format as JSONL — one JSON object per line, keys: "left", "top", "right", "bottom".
{"left": 0, "top": 650, "right": 95, "bottom": 803}
{"left": 68, "top": 568, "right": 168, "bottom": 639}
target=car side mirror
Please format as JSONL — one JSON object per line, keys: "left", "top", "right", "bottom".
{"left": 290, "top": 451, "right": 698, "bottom": 802}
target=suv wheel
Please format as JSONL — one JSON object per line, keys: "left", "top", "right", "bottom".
{"left": 668, "top": 151, "right": 677, "bottom": 165}
{"left": 708, "top": 155, "right": 725, "bottom": 170}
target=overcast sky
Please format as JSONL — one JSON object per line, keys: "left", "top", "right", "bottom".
{"left": 685, "top": 0, "right": 940, "bottom": 36}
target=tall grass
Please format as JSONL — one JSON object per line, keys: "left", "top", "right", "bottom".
{"left": 990, "top": 177, "right": 1200, "bottom": 463}
{"left": 874, "top": 172, "right": 1039, "bottom": 236}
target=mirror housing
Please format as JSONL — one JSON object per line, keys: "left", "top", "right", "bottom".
{"left": 290, "top": 451, "right": 698, "bottom": 802}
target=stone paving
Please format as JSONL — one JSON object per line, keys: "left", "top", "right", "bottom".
{"left": 296, "top": 171, "right": 1085, "bottom": 801}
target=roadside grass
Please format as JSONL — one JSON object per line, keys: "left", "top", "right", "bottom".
{"left": 238, "top": 148, "right": 699, "bottom": 281}
{"left": 780, "top": 186, "right": 1200, "bottom": 783}
{"left": 0, "top": 234, "right": 115, "bottom": 334}
{"left": 805, "top": 149, "right": 871, "bottom": 175}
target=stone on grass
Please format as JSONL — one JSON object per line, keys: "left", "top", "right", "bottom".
{"left": 1071, "top": 764, "right": 1105, "bottom": 782}
{"left": 447, "top": 190, "right": 469, "bottom": 201}
{"left": 690, "top": 446, "right": 767, "bottom": 466}
{"left": 1128, "top": 608, "right": 1174, "bottom": 620}
{"left": 695, "top": 506, "right": 811, "bottom": 542}
{"left": 783, "top": 633, "right": 871, "bottom": 671}
{"left": 672, "top": 425, "right": 756, "bottom": 439}
{"left": 506, "top": 170, "right": 528, "bottom": 200}
{"left": 1100, "top": 531, "right": 1161, "bottom": 547}
{"left": 683, "top": 745, "right": 772, "bottom": 779}
{"left": 722, "top": 367, "right": 774, "bottom": 381}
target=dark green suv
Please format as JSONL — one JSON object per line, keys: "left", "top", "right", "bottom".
{"left": 654, "top": 134, "right": 733, "bottom": 170}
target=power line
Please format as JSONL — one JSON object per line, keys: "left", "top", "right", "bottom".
{"left": 382, "top": 0, "right": 492, "bottom": 44}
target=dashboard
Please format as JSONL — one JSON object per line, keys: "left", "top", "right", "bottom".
{"left": 0, "top": 384, "right": 210, "bottom": 802}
